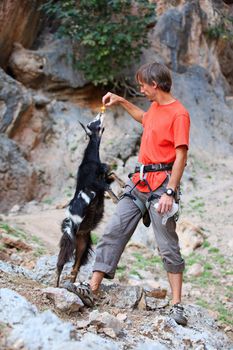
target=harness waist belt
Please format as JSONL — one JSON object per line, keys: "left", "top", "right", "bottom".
{"left": 134, "top": 162, "right": 174, "bottom": 173}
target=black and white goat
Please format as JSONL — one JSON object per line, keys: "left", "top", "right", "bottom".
{"left": 56, "top": 112, "right": 122, "bottom": 287}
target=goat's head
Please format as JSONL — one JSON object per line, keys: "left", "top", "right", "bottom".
{"left": 79, "top": 112, "right": 105, "bottom": 138}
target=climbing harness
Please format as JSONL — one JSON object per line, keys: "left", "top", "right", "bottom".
{"left": 129, "top": 161, "right": 174, "bottom": 177}
{"left": 120, "top": 162, "right": 176, "bottom": 227}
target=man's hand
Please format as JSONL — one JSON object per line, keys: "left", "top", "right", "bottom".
{"left": 102, "top": 92, "right": 123, "bottom": 106}
{"left": 156, "top": 194, "right": 174, "bottom": 214}
{"left": 102, "top": 91, "right": 145, "bottom": 123}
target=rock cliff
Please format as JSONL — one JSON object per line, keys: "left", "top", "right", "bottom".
{"left": 0, "top": 0, "right": 43, "bottom": 68}
{"left": 0, "top": 1, "right": 233, "bottom": 348}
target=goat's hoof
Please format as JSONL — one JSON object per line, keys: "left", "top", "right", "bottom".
{"left": 112, "top": 198, "right": 119, "bottom": 204}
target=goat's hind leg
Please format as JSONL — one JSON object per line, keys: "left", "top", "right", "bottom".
{"left": 56, "top": 218, "right": 75, "bottom": 287}
{"left": 70, "top": 232, "right": 92, "bottom": 283}
{"left": 56, "top": 264, "right": 64, "bottom": 288}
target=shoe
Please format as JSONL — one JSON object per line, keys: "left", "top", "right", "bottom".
{"left": 63, "top": 281, "right": 94, "bottom": 307}
{"left": 169, "top": 303, "right": 187, "bottom": 326}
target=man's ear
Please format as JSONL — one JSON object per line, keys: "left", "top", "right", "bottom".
{"left": 152, "top": 81, "right": 157, "bottom": 89}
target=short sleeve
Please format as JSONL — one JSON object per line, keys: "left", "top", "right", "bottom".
{"left": 173, "top": 113, "right": 190, "bottom": 149}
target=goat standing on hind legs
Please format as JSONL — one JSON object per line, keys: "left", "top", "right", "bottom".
{"left": 56, "top": 110, "right": 120, "bottom": 289}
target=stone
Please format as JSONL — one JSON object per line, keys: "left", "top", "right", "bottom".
{"left": 0, "top": 261, "right": 36, "bottom": 280}
{"left": 177, "top": 220, "right": 204, "bottom": 256}
{"left": 32, "top": 255, "right": 70, "bottom": 284}
{"left": 0, "top": 288, "right": 37, "bottom": 324}
{"left": 8, "top": 309, "right": 74, "bottom": 350}
{"left": 42, "top": 287, "right": 84, "bottom": 313}
{"left": 0, "top": 0, "right": 42, "bottom": 67}
{"left": 101, "top": 284, "right": 143, "bottom": 309}
{"left": 8, "top": 40, "right": 87, "bottom": 90}
{"left": 138, "top": 292, "right": 147, "bottom": 311}
{"left": 187, "top": 263, "right": 204, "bottom": 277}
{"left": 135, "top": 340, "right": 169, "bottom": 350}
{"left": 89, "top": 310, "right": 123, "bottom": 336}
{"left": 2, "top": 235, "right": 32, "bottom": 252}
{"left": 58, "top": 333, "right": 120, "bottom": 350}
{"left": 225, "top": 96, "right": 233, "bottom": 109}
{"left": 32, "top": 254, "right": 94, "bottom": 285}
{"left": 76, "top": 320, "right": 90, "bottom": 329}
{"left": 144, "top": 288, "right": 167, "bottom": 299}
{"left": 101, "top": 327, "right": 117, "bottom": 339}
{"left": 9, "top": 204, "right": 21, "bottom": 214}
{"left": 0, "top": 135, "right": 37, "bottom": 213}
{"left": 145, "top": 296, "right": 169, "bottom": 310}
{"left": 116, "top": 313, "right": 127, "bottom": 322}
{"left": 0, "top": 68, "right": 32, "bottom": 134}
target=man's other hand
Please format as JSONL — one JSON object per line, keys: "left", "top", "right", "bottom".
{"left": 157, "top": 194, "right": 173, "bottom": 214}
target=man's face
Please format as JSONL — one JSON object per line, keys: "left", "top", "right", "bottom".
{"left": 138, "top": 80, "right": 157, "bottom": 101}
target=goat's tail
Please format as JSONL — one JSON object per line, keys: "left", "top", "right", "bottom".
{"left": 56, "top": 218, "right": 75, "bottom": 287}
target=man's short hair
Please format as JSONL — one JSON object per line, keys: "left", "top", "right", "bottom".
{"left": 136, "top": 62, "right": 172, "bottom": 93}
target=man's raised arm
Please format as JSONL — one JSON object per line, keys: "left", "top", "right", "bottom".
{"left": 102, "top": 92, "right": 145, "bottom": 124}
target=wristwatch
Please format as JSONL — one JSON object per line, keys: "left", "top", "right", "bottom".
{"left": 165, "top": 188, "right": 175, "bottom": 197}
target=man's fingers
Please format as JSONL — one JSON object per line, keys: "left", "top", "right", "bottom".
{"left": 157, "top": 197, "right": 173, "bottom": 214}
{"left": 102, "top": 92, "right": 112, "bottom": 105}
{"left": 160, "top": 203, "right": 171, "bottom": 214}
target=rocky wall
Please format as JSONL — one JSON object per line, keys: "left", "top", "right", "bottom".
{"left": 0, "top": 0, "right": 43, "bottom": 68}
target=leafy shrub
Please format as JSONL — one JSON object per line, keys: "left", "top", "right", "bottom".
{"left": 41, "top": 0, "right": 155, "bottom": 86}
{"left": 205, "top": 12, "right": 233, "bottom": 41}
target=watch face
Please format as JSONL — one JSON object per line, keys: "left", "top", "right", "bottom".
{"left": 166, "top": 189, "right": 173, "bottom": 196}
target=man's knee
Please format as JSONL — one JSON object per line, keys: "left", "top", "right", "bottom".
{"left": 158, "top": 247, "right": 185, "bottom": 273}
{"left": 162, "top": 257, "right": 185, "bottom": 273}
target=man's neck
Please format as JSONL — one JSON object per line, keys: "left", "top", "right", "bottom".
{"left": 154, "top": 92, "right": 176, "bottom": 105}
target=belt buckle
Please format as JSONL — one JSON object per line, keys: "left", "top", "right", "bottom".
{"left": 140, "top": 164, "right": 145, "bottom": 180}
{"left": 158, "top": 163, "right": 163, "bottom": 170}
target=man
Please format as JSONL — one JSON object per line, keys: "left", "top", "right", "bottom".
{"left": 90, "top": 62, "right": 190, "bottom": 325}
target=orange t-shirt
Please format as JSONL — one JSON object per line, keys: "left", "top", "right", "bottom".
{"left": 132, "top": 100, "right": 190, "bottom": 192}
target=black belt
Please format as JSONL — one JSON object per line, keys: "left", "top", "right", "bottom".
{"left": 134, "top": 162, "right": 174, "bottom": 173}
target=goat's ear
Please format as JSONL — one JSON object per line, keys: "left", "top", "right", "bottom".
{"left": 79, "top": 122, "right": 91, "bottom": 136}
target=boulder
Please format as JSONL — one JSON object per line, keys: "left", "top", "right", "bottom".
{"left": 187, "top": 263, "right": 204, "bottom": 277}
{"left": 0, "top": 0, "right": 42, "bottom": 68}
{"left": 142, "top": 0, "right": 222, "bottom": 81}
{"left": 89, "top": 310, "right": 123, "bottom": 336}
{"left": 177, "top": 220, "right": 204, "bottom": 256}
{"left": 42, "top": 287, "right": 84, "bottom": 313}
{"left": 0, "top": 288, "right": 37, "bottom": 324}
{"left": 8, "top": 40, "right": 87, "bottom": 90}
{"left": 100, "top": 283, "right": 143, "bottom": 309}
{"left": 0, "top": 68, "right": 32, "bottom": 135}
{"left": 0, "top": 135, "right": 37, "bottom": 213}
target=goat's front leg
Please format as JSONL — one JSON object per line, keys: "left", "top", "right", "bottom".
{"left": 107, "top": 171, "right": 125, "bottom": 188}
{"left": 70, "top": 233, "right": 90, "bottom": 283}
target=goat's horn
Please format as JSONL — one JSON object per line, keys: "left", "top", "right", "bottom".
{"left": 79, "top": 121, "right": 89, "bottom": 136}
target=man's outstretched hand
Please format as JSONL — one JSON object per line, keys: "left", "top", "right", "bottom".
{"left": 102, "top": 92, "right": 124, "bottom": 106}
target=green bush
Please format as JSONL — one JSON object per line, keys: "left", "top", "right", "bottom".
{"left": 41, "top": 0, "right": 155, "bottom": 86}
{"left": 205, "top": 13, "right": 233, "bottom": 40}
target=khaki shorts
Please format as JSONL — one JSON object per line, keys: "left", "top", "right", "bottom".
{"left": 93, "top": 178, "right": 185, "bottom": 278}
